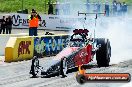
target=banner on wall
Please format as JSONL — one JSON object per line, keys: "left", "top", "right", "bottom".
{"left": 34, "top": 35, "right": 69, "bottom": 57}
{"left": 0, "top": 13, "right": 97, "bottom": 30}
{"left": 10, "top": 14, "right": 84, "bottom": 30}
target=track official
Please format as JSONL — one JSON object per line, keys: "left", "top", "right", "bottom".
{"left": 28, "top": 9, "right": 41, "bottom": 36}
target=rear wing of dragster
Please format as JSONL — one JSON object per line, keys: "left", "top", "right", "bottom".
{"left": 78, "top": 11, "right": 106, "bottom": 21}
{"left": 78, "top": 11, "right": 106, "bottom": 16}
{"left": 77, "top": 11, "right": 106, "bottom": 41}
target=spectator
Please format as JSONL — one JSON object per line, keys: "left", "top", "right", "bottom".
{"left": 93, "top": 2, "right": 97, "bottom": 12}
{"left": 105, "top": 2, "right": 110, "bottom": 17}
{"left": 117, "top": 2, "right": 122, "bottom": 16}
{"left": 86, "top": 0, "right": 90, "bottom": 13}
{"left": 93, "top": 2, "right": 100, "bottom": 13}
{"left": 55, "top": 1, "right": 60, "bottom": 15}
{"left": 112, "top": 0, "right": 117, "bottom": 16}
{"left": 28, "top": 9, "right": 41, "bottom": 36}
{"left": 48, "top": 1, "right": 53, "bottom": 15}
{"left": 120, "top": 3, "right": 123, "bottom": 16}
{"left": 62, "top": 1, "right": 70, "bottom": 15}
{"left": 6, "top": 15, "right": 13, "bottom": 34}
{"left": 97, "top": 2, "right": 101, "bottom": 13}
{"left": 122, "top": 2, "right": 127, "bottom": 15}
{"left": 62, "top": 2, "right": 66, "bottom": 15}
{"left": 66, "top": 2, "right": 70, "bottom": 15}
{"left": 0, "top": 16, "right": 6, "bottom": 34}
{"left": 93, "top": 3, "right": 97, "bottom": 13}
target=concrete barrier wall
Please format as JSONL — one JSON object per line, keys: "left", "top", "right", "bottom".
{"left": 5, "top": 37, "right": 34, "bottom": 62}
{"left": 0, "top": 35, "right": 10, "bottom": 56}
{"left": 5, "top": 34, "right": 69, "bottom": 62}
{"left": 34, "top": 35, "right": 69, "bottom": 58}
{"left": 0, "top": 34, "right": 28, "bottom": 56}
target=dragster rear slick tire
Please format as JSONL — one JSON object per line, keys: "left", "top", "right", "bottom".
{"left": 96, "top": 38, "right": 111, "bottom": 67}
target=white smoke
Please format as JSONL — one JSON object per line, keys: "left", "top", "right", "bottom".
{"left": 101, "top": 16, "right": 132, "bottom": 64}
{"left": 73, "top": 16, "right": 132, "bottom": 64}
{"left": 58, "top": 0, "right": 132, "bottom": 64}
{"left": 81, "top": 16, "right": 132, "bottom": 64}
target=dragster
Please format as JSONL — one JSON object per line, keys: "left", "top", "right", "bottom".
{"left": 29, "top": 12, "right": 111, "bottom": 78}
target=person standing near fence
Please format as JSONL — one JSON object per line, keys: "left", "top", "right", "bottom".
{"left": 66, "top": 2, "right": 70, "bottom": 15}
{"left": 0, "top": 16, "right": 6, "bottom": 34}
{"left": 48, "top": 1, "right": 53, "bottom": 15}
{"left": 97, "top": 2, "right": 101, "bottom": 14}
{"left": 28, "top": 9, "right": 41, "bottom": 36}
{"left": 55, "top": 1, "right": 60, "bottom": 15}
{"left": 62, "top": 2, "right": 67, "bottom": 15}
{"left": 6, "top": 15, "right": 13, "bottom": 34}
{"left": 86, "top": 0, "right": 90, "bottom": 13}
{"left": 117, "top": 2, "right": 122, "bottom": 16}
{"left": 122, "top": 2, "right": 127, "bottom": 16}
{"left": 105, "top": 2, "right": 110, "bottom": 17}
{"left": 112, "top": 0, "right": 117, "bottom": 16}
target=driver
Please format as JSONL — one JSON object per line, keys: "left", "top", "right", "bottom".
{"left": 77, "top": 41, "right": 84, "bottom": 47}
{"left": 68, "top": 41, "right": 84, "bottom": 47}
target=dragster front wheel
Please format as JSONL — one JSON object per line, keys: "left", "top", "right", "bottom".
{"left": 76, "top": 74, "right": 86, "bottom": 84}
{"left": 59, "top": 57, "right": 67, "bottom": 77}
{"left": 30, "top": 56, "right": 40, "bottom": 77}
